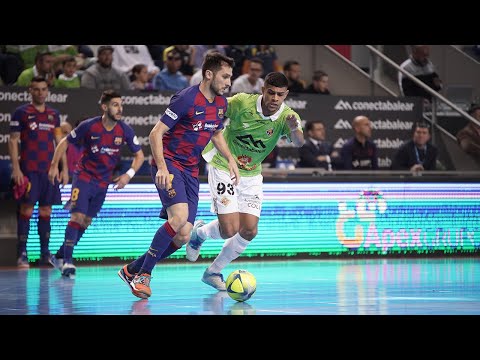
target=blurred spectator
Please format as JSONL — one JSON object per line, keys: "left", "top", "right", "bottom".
{"left": 112, "top": 45, "right": 160, "bottom": 81}
{"left": 0, "top": 46, "right": 23, "bottom": 85}
{"left": 16, "top": 51, "right": 55, "bottom": 87}
{"left": 164, "top": 45, "right": 195, "bottom": 81}
{"left": 54, "top": 56, "right": 80, "bottom": 88}
{"left": 305, "top": 70, "right": 330, "bottom": 95}
{"left": 391, "top": 122, "right": 438, "bottom": 172}
{"left": 262, "top": 146, "right": 279, "bottom": 169}
{"left": 81, "top": 45, "right": 130, "bottom": 91}
{"left": 130, "top": 64, "right": 155, "bottom": 91}
{"left": 192, "top": 45, "right": 226, "bottom": 70}
{"left": 230, "top": 57, "right": 264, "bottom": 94}
{"left": 298, "top": 120, "right": 339, "bottom": 170}
{"left": 146, "top": 45, "right": 166, "bottom": 70}
{"left": 340, "top": 115, "right": 378, "bottom": 170}
{"left": 245, "top": 45, "right": 281, "bottom": 78}
{"left": 153, "top": 48, "right": 188, "bottom": 92}
{"left": 283, "top": 60, "right": 305, "bottom": 93}
{"left": 4, "top": 45, "right": 48, "bottom": 69}
{"left": 398, "top": 45, "right": 442, "bottom": 102}
{"left": 456, "top": 104, "right": 480, "bottom": 161}
{"left": 224, "top": 45, "right": 249, "bottom": 81}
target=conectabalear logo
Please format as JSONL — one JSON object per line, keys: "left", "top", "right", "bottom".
{"left": 336, "top": 190, "right": 387, "bottom": 248}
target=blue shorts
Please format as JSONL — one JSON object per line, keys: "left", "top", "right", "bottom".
{"left": 20, "top": 171, "right": 62, "bottom": 207}
{"left": 152, "top": 162, "right": 199, "bottom": 225}
{"left": 69, "top": 174, "right": 108, "bottom": 218}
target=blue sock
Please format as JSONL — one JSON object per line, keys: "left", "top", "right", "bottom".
{"left": 38, "top": 215, "right": 51, "bottom": 255}
{"left": 138, "top": 222, "right": 177, "bottom": 275}
{"left": 17, "top": 214, "right": 30, "bottom": 257}
{"left": 128, "top": 242, "right": 182, "bottom": 274}
{"left": 63, "top": 221, "right": 82, "bottom": 263}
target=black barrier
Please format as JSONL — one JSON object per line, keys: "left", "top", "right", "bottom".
{"left": 0, "top": 87, "right": 422, "bottom": 191}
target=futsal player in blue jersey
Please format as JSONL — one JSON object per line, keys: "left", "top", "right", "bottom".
{"left": 48, "top": 90, "right": 145, "bottom": 278}
{"left": 118, "top": 52, "right": 240, "bottom": 299}
{"left": 9, "top": 76, "right": 68, "bottom": 268}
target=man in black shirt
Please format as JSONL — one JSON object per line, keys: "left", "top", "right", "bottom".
{"left": 391, "top": 122, "right": 438, "bottom": 172}
{"left": 340, "top": 115, "right": 378, "bottom": 170}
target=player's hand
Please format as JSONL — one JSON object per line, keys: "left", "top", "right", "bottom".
{"left": 12, "top": 168, "right": 25, "bottom": 186}
{"left": 113, "top": 173, "right": 130, "bottom": 191}
{"left": 48, "top": 167, "right": 59, "bottom": 185}
{"left": 155, "top": 168, "right": 171, "bottom": 190}
{"left": 59, "top": 169, "right": 69, "bottom": 188}
{"left": 286, "top": 114, "right": 300, "bottom": 131}
{"left": 410, "top": 164, "right": 424, "bottom": 172}
{"left": 228, "top": 158, "right": 240, "bottom": 186}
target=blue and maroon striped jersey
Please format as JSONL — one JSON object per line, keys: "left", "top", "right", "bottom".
{"left": 10, "top": 103, "right": 61, "bottom": 173}
{"left": 154, "top": 85, "right": 227, "bottom": 177}
{"left": 67, "top": 116, "right": 142, "bottom": 188}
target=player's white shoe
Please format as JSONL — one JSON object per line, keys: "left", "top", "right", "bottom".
{"left": 202, "top": 269, "right": 226, "bottom": 291}
{"left": 186, "top": 220, "right": 206, "bottom": 262}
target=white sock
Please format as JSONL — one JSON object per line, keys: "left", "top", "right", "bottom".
{"left": 198, "top": 219, "right": 222, "bottom": 240}
{"left": 207, "top": 233, "right": 249, "bottom": 274}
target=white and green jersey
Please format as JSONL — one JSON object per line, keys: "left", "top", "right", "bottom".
{"left": 202, "top": 93, "right": 302, "bottom": 177}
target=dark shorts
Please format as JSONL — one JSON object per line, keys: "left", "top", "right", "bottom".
{"left": 151, "top": 162, "right": 199, "bottom": 225}
{"left": 69, "top": 174, "right": 108, "bottom": 218}
{"left": 20, "top": 171, "right": 62, "bottom": 207}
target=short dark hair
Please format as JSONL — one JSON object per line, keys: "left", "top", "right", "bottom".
{"left": 264, "top": 72, "right": 289, "bottom": 88}
{"left": 411, "top": 121, "right": 430, "bottom": 134}
{"left": 30, "top": 76, "right": 47, "bottom": 84}
{"left": 62, "top": 56, "right": 77, "bottom": 66}
{"left": 313, "top": 70, "right": 328, "bottom": 81}
{"left": 100, "top": 89, "right": 122, "bottom": 104}
{"left": 283, "top": 60, "right": 300, "bottom": 72}
{"left": 34, "top": 51, "right": 52, "bottom": 64}
{"left": 249, "top": 57, "right": 264, "bottom": 66}
{"left": 202, "top": 52, "right": 235, "bottom": 79}
{"left": 305, "top": 120, "right": 324, "bottom": 132}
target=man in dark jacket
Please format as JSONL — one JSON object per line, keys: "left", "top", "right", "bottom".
{"left": 298, "top": 120, "right": 338, "bottom": 170}
{"left": 391, "top": 122, "right": 438, "bottom": 172}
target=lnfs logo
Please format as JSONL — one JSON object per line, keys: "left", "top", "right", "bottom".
{"left": 336, "top": 190, "right": 387, "bottom": 248}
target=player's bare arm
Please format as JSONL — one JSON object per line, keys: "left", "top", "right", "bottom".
{"left": 8, "top": 131, "right": 24, "bottom": 185}
{"left": 149, "top": 121, "right": 171, "bottom": 189}
{"left": 211, "top": 129, "right": 240, "bottom": 186}
{"left": 48, "top": 137, "right": 69, "bottom": 185}
{"left": 54, "top": 129, "right": 69, "bottom": 187}
{"left": 113, "top": 149, "right": 145, "bottom": 190}
{"left": 286, "top": 114, "right": 305, "bottom": 147}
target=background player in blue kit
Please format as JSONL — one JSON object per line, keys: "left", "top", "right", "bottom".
{"left": 9, "top": 76, "right": 68, "bottom": 268}
{"left": 48, "top": 90, "right": 144, "bottom": 278}
{"left": 118, "top": 52, "right": 240, "bottom": 299}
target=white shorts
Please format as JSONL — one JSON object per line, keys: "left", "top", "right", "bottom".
{"left": 207, "top": 166, "right": 263, "bottom": 217}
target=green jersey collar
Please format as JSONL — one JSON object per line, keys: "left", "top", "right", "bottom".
{"left": 256, "top": 95, "right": 285, "bottom": 121}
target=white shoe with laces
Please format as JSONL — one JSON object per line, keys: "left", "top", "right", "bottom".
{"left": 186, "top": 219, "right": 206, "bottom": 262}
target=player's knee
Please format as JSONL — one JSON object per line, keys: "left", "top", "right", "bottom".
{"left": 168, "top": 216, "right": 188, "bottom": 232}
{"left": 239, "top": 228, "right": 257, "bottom": 241}
{"left": 19, "top": 205, "right": 34, "bottom": 219}
{"left": 38, "top": 206, "right": 52, "bottom": 217}
{"left": 220, "top": 225, "right": 238, "bottom": 239}
{"left": 83, "top": 217, "right": 93, "bottom": 228}
{"left": 70, "top": 212, "right": 86, "bottom": 225}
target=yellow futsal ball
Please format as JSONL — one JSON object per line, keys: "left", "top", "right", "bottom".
{"left": 225, "top": 269, "right": 256, "bottom": 302}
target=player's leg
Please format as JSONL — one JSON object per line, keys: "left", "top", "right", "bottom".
{"left": 202, "top": 174, "right": 263, "bottom": 290}
{"left": 127, "top": 164, "right": 187, "bottom": 298}
{"left": 16, "top": 172, "right": 38, "bottom": 268}
{"left": 186, "top": 166, "right": 239, "bottom": 262}
{"left": 37, "top": 172, "right": 62, "bottom": 265}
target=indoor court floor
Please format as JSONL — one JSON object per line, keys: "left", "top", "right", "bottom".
{"left": 0, "top": 257, "right": 478, "bottom": 315}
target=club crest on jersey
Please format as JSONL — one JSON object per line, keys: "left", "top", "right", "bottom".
{"left": 168, "top": 188, "right": 176, "bottom": 198}
{"left": 266, "top": 128, "right": 274, "bottom": 136}
{"left": 114, "top": 136, "right": 123, "bottom": 145}
{"left": 48, "top": 114, "right": 54, "bottom": 121}
{"left": 217, "top": 108, "right": 224, "bottom": 119}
